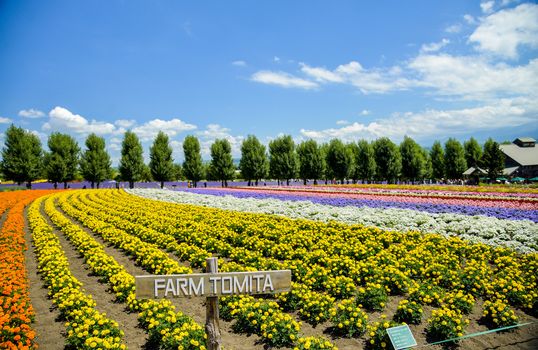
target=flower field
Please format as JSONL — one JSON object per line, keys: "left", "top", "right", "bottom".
{"left": 0, "top": 190, "right": 59, "bottom": 349}
{"left": 130, "top": 187, "right": 538, "bottom": 253}
{"left": 1, "top": 187, "right": 537, "bottom": 349}
{"left": 173, "top": 186, "right": 538, "bottom": 221}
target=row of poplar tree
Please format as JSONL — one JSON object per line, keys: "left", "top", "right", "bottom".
{"left": 0, "top": 124, "right": 505, "bottom": 189}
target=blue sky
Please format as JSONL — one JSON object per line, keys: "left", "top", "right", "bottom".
{"left": 1, "top": 0, "right": 537, "bottom": 163}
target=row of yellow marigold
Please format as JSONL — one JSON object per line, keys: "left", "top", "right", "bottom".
{"left": 57, "top": 190, "right": 338, "bottom": 349}
{"left": 54, "top": 190, "right": 537, "bottom": 348}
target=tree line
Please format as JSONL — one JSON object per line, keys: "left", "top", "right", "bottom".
{"left": 0, "top": 124, "right": 505, "bottom": 188}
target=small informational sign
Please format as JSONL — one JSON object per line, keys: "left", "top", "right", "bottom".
{"left": 135, "top": 270, "right": 291, "bottom": 299}
{"left": 386, "top": 324, "right": 417, "bottom": 350}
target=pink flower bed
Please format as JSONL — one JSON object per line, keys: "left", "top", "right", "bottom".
{"left": 232, "top": 186, "right": 538, "bottom": 210}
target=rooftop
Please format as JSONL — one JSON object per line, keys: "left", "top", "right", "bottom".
{"left": 500, "top": 143, "right": 538, "bottom": 166}
{"left": 514, "top": 137, "right": 536, "bottom": 143}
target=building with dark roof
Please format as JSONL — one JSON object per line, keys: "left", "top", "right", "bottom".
{"left": 463, "top": 137, "right": 538, "bottom": 180}
{"left": 501, "top": 137, "right": 538, "bottom": 178}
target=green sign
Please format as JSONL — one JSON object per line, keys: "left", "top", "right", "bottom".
{"left": 386, "top": 325, "right": 417, "bottom": 350}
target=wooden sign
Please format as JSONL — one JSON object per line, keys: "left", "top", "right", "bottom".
{"left": 135, "top": 269, "right": 292, "bottom": 299}
{"left": 136, "top": 258, "right": 292, "bottom": 350}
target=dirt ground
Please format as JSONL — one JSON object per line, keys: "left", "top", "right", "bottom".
{"left": 17, "top": 200, "right": 538, "bottom": 350}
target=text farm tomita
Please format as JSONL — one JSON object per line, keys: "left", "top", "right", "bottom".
{"left": 135, "top": 270, "right": 292, "bottom": 299}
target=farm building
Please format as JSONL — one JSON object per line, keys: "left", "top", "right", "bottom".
{"left": 501, "top": 137, "right": 538, "bottom": 178}
{"left": 463, "top": 137, "right": 538, "bottom": 180}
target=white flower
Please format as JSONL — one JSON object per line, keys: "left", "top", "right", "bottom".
{"left": 126, "top": 189, "right": 538, "bottom": 253}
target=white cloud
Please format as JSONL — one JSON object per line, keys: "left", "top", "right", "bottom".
{"left": 480, "top": 1, "right": 495, "bottom": 14}
{"left": 196, "top": 124, "right": 244, "bottom": 158}
{"left": 252, "top": 35, "right": 538, "bottom": 100}
{"left": 445, "top": 24, "right": 462, "bottom": 33}
{"left": 132, "top": 118, "right": 197, "bottom": 141}
{"left": 274, "top": 56, "right": 281, "bottom": 62}
{"left": 246, "top": 1, "right": 538, "bottom": 133}
{"left": 115, "top": 119, "right": 136, "bottom": 128}
{"left": 108, "top": 143, "right": 122, "bottom": 152}
{"left": 183, "top": 21, "right": 193, "bottom": 37}
{"left": 409, "top": 54, "right": 538, "bottom": 99}
{"left": 500, "top": 0, "right": 517, "bottom": 6}
{"left": 29, "top": 130, "right": 48, "bottom": 143}
{"left": 464, "top": 14, "right": 477, "bottom": 25}
{"left": 251, "top": 71, "right": 318, "bottom": 89}
{"left": 198, "top": 123, "right": 233, "bottom": 139}
{"left": 300, "top": 61, "right": 420, "bottom": 94}
{"left": 338, "top": 62, "right": 420, "bottom": 94}
{"left": 300, "top": 63, "right": 344, "bottom": 83}
{"left": 360, "top": 110, "right": 371, "bottom": 116}
{"left": 232, "top": 60, "right": 247, "bottom": 66}
{"left": 469, "top": 3, "right": 538, "bottom": 59}
{"left": 170, "top": 140, "right": 184, "bottom": 163}
{"left": 420, "top": 39, "right": 450, "bottom": 53}
{"left": 0, "top": 117, "right": 12, "bottom": 124}
{"left": 18, "top": 108, "right": 45, "bottom": 118}
{"left": 300, "top": 98, "right": 537, "bottom": 143}
{"left": 43, "top": 106, "right": 116, "bottom": 135}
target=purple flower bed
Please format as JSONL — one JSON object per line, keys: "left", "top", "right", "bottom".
{"left": 177, "top": 188, "right": 538, "bottom": 223}
{"left": 0, "top": 180, "right": 279, "bottom": 190}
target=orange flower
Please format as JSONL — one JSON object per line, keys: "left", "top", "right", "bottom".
{"left": 0, "top": 189, "right": 63, "bottom": 349}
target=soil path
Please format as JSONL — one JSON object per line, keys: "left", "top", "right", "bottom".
{"left": 55, "top": 197, "right": 266, "bottom": 349}
{"left": 51, "top": 192, "right": 538, "bottom": 350}
{"left": 23, "top": 205, "right": 66, "bottom": 349}
{"left": 40, "top": 200, "right": 149, "bottom": 350}
{"left": 73, "top": 191, "right": 191, "bottom": 269}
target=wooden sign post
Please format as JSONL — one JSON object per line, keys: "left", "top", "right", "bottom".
{"left": 205, "top": 258, "right": 221, "bottom": 350}
{"left": 135, "top": 258, "right": 292, "bottom": 350}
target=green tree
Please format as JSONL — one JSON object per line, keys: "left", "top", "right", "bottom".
{"left": 296, "top": 139, "right": 324, "bottom": 185}
{"left": 373, "top": 137, "right": 401, "bottom": 182}
{"left": 326, "top": 139, "right": 351, "bottom": 183}
{"left": 481, "top": 138, "right": 505, "bottom": 181}
{"left": 347, "top": 142, "right": 359, "bottom": 183}
{"left": 400, "top": 136, "right": 425, "bottom": 182}
{"left": 80, "top": 133, "right": 111, "bottom": 189}
{"left": 209, "top": 138, "right": 235, "bottom": 187}
{"left": 149, "top": 131, "right": 174, "bottom": 188}
{"left": 119, "top": 131, "right": 144, "bottom": 189}
{"left": 353, "top": 140, "right": 376, "bottom": 183}
{"left": 464, "top": 137, "right": 482, "bottom": 169}
{"left": 444, "top": 138, "right": 467, "bottom": 180}
{"left": 421, "top": 147, "right": 433, "bottom": 180}
{"left": 1, "top": 124, "right": 43, "bottom": 188}
{"left": 430, "top": 141, "right": 445, "bottom": 180}
{"left": 320, "top": 143, "right": 330, "bottom": 184}
{"left": 239, "top": 135, "right": 268, "bottom": 186}
{"left": 140, "top": 164, "right": 153, "bottom": 182}
{"left": 44, "top": 152, "right": 66, "bottom": 189}
{"left": 202, "top": 162, "right": 211, "bottom": 182}
{"left": 44, "top": 132, "right": 80, "bottom": 189}
{"left": 182, "top": 135, "right": 204, "bottom": 187}
{"left": 269, "top": 135, "right": 297, "bottom": 186}
{"left": 172, "top": 163, "right": 183, "bottom": 181}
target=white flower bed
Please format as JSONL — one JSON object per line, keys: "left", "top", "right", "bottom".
{"left": 127, "top": 188, "right": 538, "bottom": 253}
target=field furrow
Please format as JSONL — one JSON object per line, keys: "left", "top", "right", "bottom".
{"left": 1, "top": 190, "right": 59, "bottom": 349}
{"left": 40, "top": 197, "right": 149, "bottom": 350}
{"left": 1, "top": 187, "right": 534, "bottom": 350}
{"left": 52, "top": 192, "right": 268, "bottom": 349}
{"left": 23, "top": 204, "right": 65, "bottom": 350}
{"left": 53, "top": 189, "right": 538, "bottom": 349}
{"left": 27, "top": 195, "right": 127, "bottom": 349}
